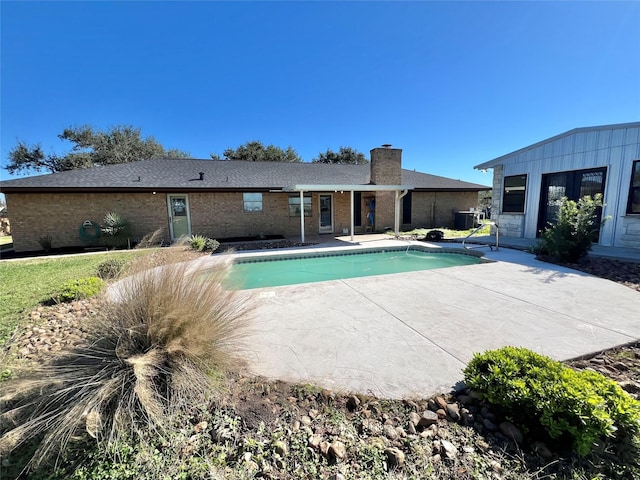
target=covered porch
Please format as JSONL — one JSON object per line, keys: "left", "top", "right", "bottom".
{"left": 285, "top": 184, "right": 414, "bottom": 243}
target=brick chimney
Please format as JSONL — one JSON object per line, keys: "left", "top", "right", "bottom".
{"left": 370, "top": 145, "right": 402, "bottom": 185}
{"left": 369, "top": 145, "right": 403, "bottom": 231}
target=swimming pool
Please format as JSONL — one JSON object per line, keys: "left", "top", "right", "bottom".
{"left": 226, "top": 247, "right": 485, "bottom": 289}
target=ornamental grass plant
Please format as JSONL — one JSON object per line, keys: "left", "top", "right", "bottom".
{"left": 0, "top": 247, "right": 252, "bottom": 475}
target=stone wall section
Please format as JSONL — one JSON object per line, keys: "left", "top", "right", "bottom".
{"left": 619, "top": 217, "right": 640, "bottom": 248}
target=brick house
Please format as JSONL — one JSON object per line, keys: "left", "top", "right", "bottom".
{"left": 1, "top": 147, "right": 488, "bottom": 252}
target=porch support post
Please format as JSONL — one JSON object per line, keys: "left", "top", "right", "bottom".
{"left": 350, "top": 190, "right": 355, "bottom": 241}
{"left": 299, "top": 190, "right": 305, "bottom": 243}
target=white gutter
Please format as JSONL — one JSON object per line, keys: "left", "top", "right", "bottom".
{"left": 394, "top": 189, "right": 410, "bottom": 237}
{"left": 299, "top": 189, "right": 305, "bottom": 243}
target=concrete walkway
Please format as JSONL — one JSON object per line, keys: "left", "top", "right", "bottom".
{"left": 229, "top": 237, "right": 640, "bottom": 399}
{"left": 465, "top": 234, "right": 640, "bottom": 263}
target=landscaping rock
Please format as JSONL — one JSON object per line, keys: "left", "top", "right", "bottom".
{"left": 347, "top": 395, "right": 360, "bottom": 410}
{"left": 385, "top": 447, "right": 405, "bottom": 466}
{"left": 408, "top": 411, "right": 421, "bottom": 426}
{"left": 418, "top": 410, "right": 438, "bottom": 427}
{"left": 446, "top": 402, "right": 460, "bottom": 421}
{"left": 531, "top": 440, "right": 554, "bottom": 460}
{"left": 329, "top": 441, "right": 346, "bottom": 460}
{"left": 483, "top": 418, "right": 498, "bottom": 432}
{"left": 499, "top": 421, "right": 523, "bottom": 444}
{"left": 308, "top": 434, "right": 322, "bottom": 450}
{"left": 383, "top": 424, "right": 398, "bottom": 440}
{"left": 440, "top": 439, "right": 457, "bottom": 459}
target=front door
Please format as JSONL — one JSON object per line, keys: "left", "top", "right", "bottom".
{"left": 168, "top": 194, "right": 191, "bottom": 240}
{"left": 538, "top": 167, "right": 606, "bottom": 239}
{"left": 319, "top": 194, "right": 333, "bottom": 233}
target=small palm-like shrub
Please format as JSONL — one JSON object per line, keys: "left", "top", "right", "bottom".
{"left": 534, "top": 194, "right": 605, "bottom": 262}
{"left": 0, "top": 248, "right": 251, "bottom": 473}
{"left": 101, "top": 212, "right": 131, "bottom": 248}
{"left": 188, "top": 234, "right": 220, "bottom": 253}
{"left": 37, "top": 234, "right": 53, "bottom": 252}
{"left": 464, "top": 346, "right": 640, "bottom": 456}
{"left": 53, "top": 276, "right": 104, "bottom": 303}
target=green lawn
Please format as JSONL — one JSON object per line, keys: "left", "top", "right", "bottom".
{"left": 396, "top": 222, "right": 492, "bottom": 239}
{"left": 0, "top": 250, "right": 149, "bottom": 346}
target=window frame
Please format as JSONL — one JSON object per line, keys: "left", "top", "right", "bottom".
{"left": 242, "top": 192, "right": 263, "bottom": 213}
{"left": 502, "top": 174, "right": 527, "bottom": 213}
{"left": 288, "top": 194, "right": 312, "bottom": 217}
{"left": 627, "top": 160, "right": 640, "bottom": 214}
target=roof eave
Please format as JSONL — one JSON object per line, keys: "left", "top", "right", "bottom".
{"left": 474, "top": 121, "right": 640, "bottom": 170}
{"left": 288, "top": 184, "right": 414, "bottom": 192}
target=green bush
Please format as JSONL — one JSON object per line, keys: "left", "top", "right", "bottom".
{"left": 205, "top": 238, "right": 220, "bottom": 253}
{"left": 188, "top": 234, "right": 220, "bottom": 253}
{"left": 534, "top": 194, "right": 605, "bottom": 262}
{"left": 53, "top": 277, "right": 104, "bottom": 303}
{"left": 464, "top": 346, "right": 640, "bottom": 456}
{"left": 96, "top": 259, "right": 126, "bottom": 280}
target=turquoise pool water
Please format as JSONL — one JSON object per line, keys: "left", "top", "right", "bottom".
{"left": 226, "top": 248, "right": 482, "bottom": 289}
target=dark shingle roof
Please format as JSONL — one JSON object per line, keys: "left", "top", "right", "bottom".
{"left": 0, "top": 158, "right": 488, "bottom": 192}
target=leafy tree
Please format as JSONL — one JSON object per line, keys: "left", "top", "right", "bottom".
{"left": 5, "top": 125, "right": 190, "bottom": 175}
{"left": 312, "top": 146, "right": 368, "bottom": 164}
{"left": 211, "top": 140, "right": 302, "bottom": 162}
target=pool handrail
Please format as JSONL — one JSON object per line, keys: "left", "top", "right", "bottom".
{"left": 462, "top": 222, "right": 499, "bottom": 251}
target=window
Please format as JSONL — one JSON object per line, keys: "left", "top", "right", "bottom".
{"left": 288, "top": 195, "right": 312, "bottom": 217}
{"left": 243, "top": 193, "right": 262, "bottom": 213}
{"left": 628, "top": 160, "right": 640, "bottom": 214}
{"left": 502, "top": 174, "right": 527, "bottom": 213}
{"left": 537, "top": 167, "right": 607, "bottom": 238}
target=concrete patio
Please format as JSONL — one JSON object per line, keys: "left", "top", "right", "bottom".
{"left": 228, "top": 236, "right": 640, "bottom": 399}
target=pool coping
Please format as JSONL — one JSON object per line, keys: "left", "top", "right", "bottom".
{"left": 229, "top": 244, "right": 486, "bottom": 263}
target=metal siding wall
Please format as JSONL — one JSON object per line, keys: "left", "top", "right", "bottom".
{"left": 498, "top": 125, "right": 640, "bottom": 244}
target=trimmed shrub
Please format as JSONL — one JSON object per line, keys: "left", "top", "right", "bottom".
{"left": 0, "top": 249, "right": 251, "bottom": 473}
{"left": 205, "top": 238, "right": 220, "bottom": 253}
{"left": 464, "top": 346, "right": 640, "bottom": 456}
{"left": 53, "top": 277, "right": 104, "bottom": 303}
{"left": 96, "top": 258, "right": 126, "bottom": 280}
{"left": 534, "top": 194, "right": 606, "bottom": 262}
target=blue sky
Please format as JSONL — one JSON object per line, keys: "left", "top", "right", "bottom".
{"left": 1, "top": 1, "right": 639, "bottom": 186}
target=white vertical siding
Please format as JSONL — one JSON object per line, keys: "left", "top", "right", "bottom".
{"left": 495, "top": 124, "right": 640, "bottom": 247}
